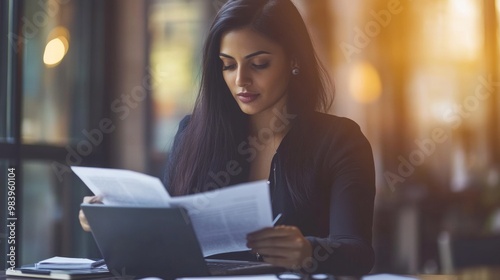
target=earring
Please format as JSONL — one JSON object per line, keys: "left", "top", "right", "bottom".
{"left": 292, "top": 68, "right": 300, "bottom": 75}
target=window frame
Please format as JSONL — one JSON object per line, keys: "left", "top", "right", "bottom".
{"left": 1, "top": 0, "right": 22, "bottom": 270}
{"left": 1, "top": 0, "right": 113, "bottom": 269}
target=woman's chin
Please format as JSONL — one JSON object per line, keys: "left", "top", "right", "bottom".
{"left": 237, "top": 105, "right": 261, "bottom": 116}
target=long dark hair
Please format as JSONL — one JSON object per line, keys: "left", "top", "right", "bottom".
{"left": 165, "top": 0, "right": 333, "bottom": 205}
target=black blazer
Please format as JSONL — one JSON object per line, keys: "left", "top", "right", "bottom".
{"left": 164, "top": 112, "right": 375, "bottom": 275}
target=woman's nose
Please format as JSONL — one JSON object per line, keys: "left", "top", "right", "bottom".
{"left": 235, "top": 67, "right": 252, "bottom": 87}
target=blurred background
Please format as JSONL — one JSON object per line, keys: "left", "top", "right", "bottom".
{"left": 1, "top": 0, "right": 499, "bottom": 275}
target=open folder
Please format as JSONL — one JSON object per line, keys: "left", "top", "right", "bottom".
{"left": 72, "top": 166, "right": 274, "bottom": 256}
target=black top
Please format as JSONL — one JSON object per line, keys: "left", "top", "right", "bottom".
{"left": 164, "top": 112, "right": 375, "bottom": 275}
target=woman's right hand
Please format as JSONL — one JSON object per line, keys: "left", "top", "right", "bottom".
{"left": 79, "top": 196, "right": 103, "bottom": 232}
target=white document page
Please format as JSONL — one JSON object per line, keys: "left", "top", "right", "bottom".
{"left": 71, "top": 166, "right": 171, "bottom": 206}
{"left": 72, "top": 167, "right": 273, "bottom": 256}
{"left": 35, "top": 256, "right": 96, "bottom": 269}
{"left": 168, "top": 180, "right": 273, "bottom": 256}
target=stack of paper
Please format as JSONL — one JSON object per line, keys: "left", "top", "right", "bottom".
{"left": 35, "top": 256, "right": 105, "bottom": 270}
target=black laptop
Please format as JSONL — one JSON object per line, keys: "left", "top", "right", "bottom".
{"left": 81, "top": 204, "right": 285, "bottom": 279}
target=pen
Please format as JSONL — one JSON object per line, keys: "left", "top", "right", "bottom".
{"left": 90, "top": 259, "right": 106, "bottom": 268}
{"left": 255, "top": 213, "right": 283, "bottom": 261}
{"left": 272, "top": 213, "right": 283, "bottom": 225}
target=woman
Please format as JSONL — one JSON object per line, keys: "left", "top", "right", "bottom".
{"left": 163, "top": 0, "right": 375, "bottom": 275}
{"left": 81, "top": 0, "right": 375, "bottom": 275}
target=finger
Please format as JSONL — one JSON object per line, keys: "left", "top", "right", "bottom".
{"left": 250, "top": 235, "right": 313, "bottom": 269}
{"left": 247, "top": 227, "right": 274, "bottom": 236}
{"left": 79, "top": 209, "right": 91, "bottom": 232}
{"left": 247, "top": 226, "right": 299, "bottom": 240}
{"left": 80, "top": 196, "right": 103, "bottom": 232}
{"left": 247, "top": 235, "right": 303, "bottom": 249}
{"left": 82, "top": 196, "right": 103, "bottom": 204}
{"left": 90, "top": 196, "right": 103, "bottom": 204}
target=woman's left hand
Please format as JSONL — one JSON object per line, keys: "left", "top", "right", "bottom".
{"left": 246, "top": 225, "right": 312, "bottom": 269}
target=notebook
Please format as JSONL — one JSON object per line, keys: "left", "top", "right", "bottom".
{"left": 81, "top": 204, "right": 285, "bottom": 280}
{"left": 5, "top": 267, "right": 110, "bottom": 280}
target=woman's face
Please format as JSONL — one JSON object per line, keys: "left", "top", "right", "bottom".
{"left": 220, "top": 27, "right": 293, "bottom": 116}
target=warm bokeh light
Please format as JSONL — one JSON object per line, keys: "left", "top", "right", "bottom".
{"left": 43, "top": 37, "right": 67, "bottom": 67}
{"left": 348, "top": 61, "right": 382, "bottom": 104}
{"left": 415, "top": 0, "right": 482, "bottom": 63}
{"left": 446, "top": 0, "right": 482, "bottom": 60}
{"left": 497, "top": 0, "right": 500, "bottom": 51}
{"left": 43, "top": 27, "right": 70, "bottom": 67}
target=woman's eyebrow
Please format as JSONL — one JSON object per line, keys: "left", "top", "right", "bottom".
{"left": 219, "top": 51, "right": 271, "bottom": 59}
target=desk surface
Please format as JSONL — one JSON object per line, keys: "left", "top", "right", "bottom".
{"left": 0, "top": 272, "right": 464, "bottom": 280}
{"left": 2, "top": 267, "right": 500, "bottom": 280}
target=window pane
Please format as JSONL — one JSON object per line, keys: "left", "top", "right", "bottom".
{"left": 149, "top": 0, "right": 206, "bottom": 152}
{"left": 409, "top": 0, "right": 486, "bottom": 190}
{"left": 21, "top": 160, "right": 97, "bottom": 265}
{"left": 0, "top": 3, "right": 6, "bottom": 140}
{"left": 1, "top": 0, "right": 15, "bottom": 142}
{"left": 20, "top": 161, "right": 57, "bottom": 264}
{"left": 0, "top": 85, "right": 8, "bottom": 142}
{"left": 21, "top": 0, "right": 89, "bottom": 146}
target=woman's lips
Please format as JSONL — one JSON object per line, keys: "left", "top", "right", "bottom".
{"left": 237, "top": 92, "right": 259, "bottom": 103}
